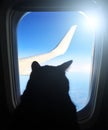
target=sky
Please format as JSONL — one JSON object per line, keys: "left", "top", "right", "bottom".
{"left": 17, "top": 11, "right": 94, "bottom": 111}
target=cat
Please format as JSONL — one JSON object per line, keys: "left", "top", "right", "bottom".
{"left": 11, "top": 60, "right": 80, "bottom": 129}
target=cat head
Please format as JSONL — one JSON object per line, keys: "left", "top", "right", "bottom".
{"left": 26, "top": 60, "right": 73, "bottom": 97}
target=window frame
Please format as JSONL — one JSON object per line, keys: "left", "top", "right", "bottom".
{"left": 4, "top": 0, "right": 105, "bottom": 129}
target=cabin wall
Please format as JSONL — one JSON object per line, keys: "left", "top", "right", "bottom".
{"left": 0, "top": 0, "right": 15, "bottom": 129}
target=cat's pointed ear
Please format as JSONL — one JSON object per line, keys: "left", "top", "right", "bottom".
{"left": 58, "top": 60, "right": 73, "bottom": 71}
{"left": 31, "top": 61, "right": 40, "bottom": 70}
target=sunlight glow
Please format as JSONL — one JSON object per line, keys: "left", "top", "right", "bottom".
{"left": 79, "top": 11, "right": 102, "bottom": 31}
{"left": 87, "top": 16, "right": 99, "bottom": 29}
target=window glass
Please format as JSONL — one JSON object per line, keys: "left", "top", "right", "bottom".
{"left": 17, "top": 12, "right": 94, "bottom": 111}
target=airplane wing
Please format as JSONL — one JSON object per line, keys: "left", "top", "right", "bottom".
{"left": 18, "top": 25, "right": 77, "bottom": 75}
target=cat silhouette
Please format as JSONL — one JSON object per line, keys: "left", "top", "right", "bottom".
{"left": 11, "top": 60, "right": 80, "bottom": 129}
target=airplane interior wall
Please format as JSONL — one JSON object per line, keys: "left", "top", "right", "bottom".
{"left": 0, "top": 0, "right": 108, "bottom": 129}
{"left": 0, "top": 0, "right": 18, "bottom": 128}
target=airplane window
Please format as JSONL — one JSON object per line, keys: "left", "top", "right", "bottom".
{"left": 17, "top": 12, "right": 94, "bottom": 111}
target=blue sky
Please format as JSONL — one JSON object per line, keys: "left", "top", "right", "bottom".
{"left": 17, "top": 11, "right": 94, "bottom": 111}
{"left": 17, "top": 12, "right": 93, "bottom": 59}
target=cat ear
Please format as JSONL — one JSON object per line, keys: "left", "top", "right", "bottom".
{"left": 58, "top": 60, "right": 73, "bottom": 71}
{"left": 31, "top": 61, "right": 40, "bottom": 70}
